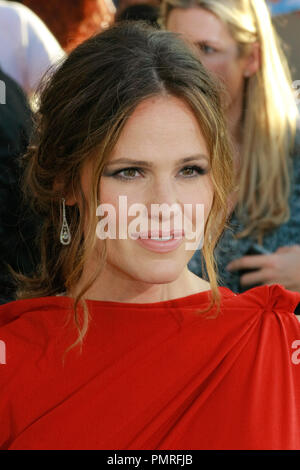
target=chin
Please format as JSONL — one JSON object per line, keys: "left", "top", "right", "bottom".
{"left": 130, "top": 260, "right": 185, "bottom": 285}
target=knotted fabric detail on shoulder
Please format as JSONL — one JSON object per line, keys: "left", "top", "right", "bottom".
{"left": 267, "top": 284, "right": 300, "bottom": 314}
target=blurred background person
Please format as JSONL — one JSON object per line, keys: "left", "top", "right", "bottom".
{"left": 0, "top": 0, "right": 63, "bottom": 304}
{"left": 117, "top": 0, "right": 161, "bottom": 16}
{"left": 162, "top": 0, "right": 300, "bottom": 293}
{"left": 0, "top": 0, "right": 65, "bottom": 96}
{"left": 116, "top": 3, "right": 160, "bottom": 25}
{"left": 0, "top": 0, "right": 116, "bottom": 305}
{"left": 0, "top": 68, "right": 39, "bottom": 304}
{"left": 22, "top": 0, "right": 116, "bottom": 52}
{"left": 268, "top": 1, "right": 300, "bottom": 120}
{"left": 268, "top": 0, "right": 300, "bottom": 80}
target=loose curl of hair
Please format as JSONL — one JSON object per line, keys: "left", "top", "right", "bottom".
{"left": 15, "top": 21, "right": 234, "bottom": 360}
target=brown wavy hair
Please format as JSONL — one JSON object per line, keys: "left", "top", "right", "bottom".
{"left": 15, "top": 21, "right": 234, "bottom": 358}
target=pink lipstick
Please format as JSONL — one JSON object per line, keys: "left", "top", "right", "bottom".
{"left": 133, "top": 230, "right": 185, "bottom": 253}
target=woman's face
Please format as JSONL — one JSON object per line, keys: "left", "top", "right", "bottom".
{"left": 167, "top": 7, "right": 253, "bottom": 111}
{"left": 81, "top": 95, "right": 214, "bottom": 285}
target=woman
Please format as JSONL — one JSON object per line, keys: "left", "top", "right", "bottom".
{"left": 163, "top": 0, "right": 300, "bottom": 293}
{"left": 0, "top": 22, "right": 300, "bottom": 450}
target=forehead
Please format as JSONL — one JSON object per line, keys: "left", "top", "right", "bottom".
{"left": 168, "top": 7, "right": 235, "bottom": 46}
{"left": 120, "top": 94, "right": 199, "bottom": 131}
{"left": 108, "top": 94, "right": 209, "bottom": 161}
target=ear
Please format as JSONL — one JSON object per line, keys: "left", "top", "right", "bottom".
{"left": 53, "top": 178, "right": 77, "bottom": 206}
{"left": 243, "top": 42, "right": 261, "bottom": 78}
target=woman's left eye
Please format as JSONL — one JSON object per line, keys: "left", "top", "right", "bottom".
{"left": 179, "top": 166, "right": 207, "bottom": 177}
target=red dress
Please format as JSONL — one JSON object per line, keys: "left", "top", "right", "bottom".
{"left": 0, "top": 284, "right": 300, "bottom": 450}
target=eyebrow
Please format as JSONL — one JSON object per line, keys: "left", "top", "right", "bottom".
{"left": 106, "top": 155, "right": 209, "bottom": 168}
{"left": 195, "top": 40, "right": 220, "bottom": 48}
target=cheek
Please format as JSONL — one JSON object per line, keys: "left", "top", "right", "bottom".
{"left": 201, "top": 56, "right": 226, "bottom": 78}
{"left": 96, "top": 179, "right": 122, "bottom": 242}
{"left": 99, "top": 177, "right": 121, "bottom": 205}
{"left": 100, "top": 177, "right": 148, "bottom": 206}
{"left": 202, "top": 55, "right": 245, "bottom": 104}
{"left": 220, "top": 64, "right": 245, "bottom": 104}
{"left": 98, "top": 179, "right": 150, "bottom": 243}
{"left": 201, "top": 177, "right": 214, "bottom": 216}
{"left": 199, "top": 57, "right": 237, "bottom": 105}
{"left": 181, "top": 179, "right": 214, "bottom": 227}
{"left": 203, "top": 185, "right": 214, "bottom": 222}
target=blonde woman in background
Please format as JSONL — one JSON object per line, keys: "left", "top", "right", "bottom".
{"left": 163, "top": 0, "right": 300, "bottom": 293}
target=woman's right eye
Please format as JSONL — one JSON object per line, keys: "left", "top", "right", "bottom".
{"left": 198, "top": 44, "right": 216, "bottom": 55}
{"left": 112, "top": 167, "right": 142, "bottom": 180}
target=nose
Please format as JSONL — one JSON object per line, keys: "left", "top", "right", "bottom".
{"left": 146, "top": 178, "right": 182, "bottom": 227}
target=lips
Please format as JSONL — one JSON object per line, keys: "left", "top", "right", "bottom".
{"left": 133, "top": 229, "right": 185, "bottom": 253}
{"left": 133, "top": 229, "right": 185, "bottom": 240}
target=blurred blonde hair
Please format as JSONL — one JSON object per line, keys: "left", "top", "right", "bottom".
{"left": 161, "top": 0, "right": 299, "bottom": 241}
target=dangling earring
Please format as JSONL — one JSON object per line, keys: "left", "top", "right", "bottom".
{"left": 60, "top": 198, "right": 71, "bottom": 245}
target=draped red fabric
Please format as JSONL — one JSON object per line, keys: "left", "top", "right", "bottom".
{"left": 0, "top": 284, "right": 300, "bottom": 450}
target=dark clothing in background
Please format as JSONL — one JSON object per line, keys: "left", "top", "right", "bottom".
{"left": 0, "top": 69, "right": 39, "bottom": 304}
